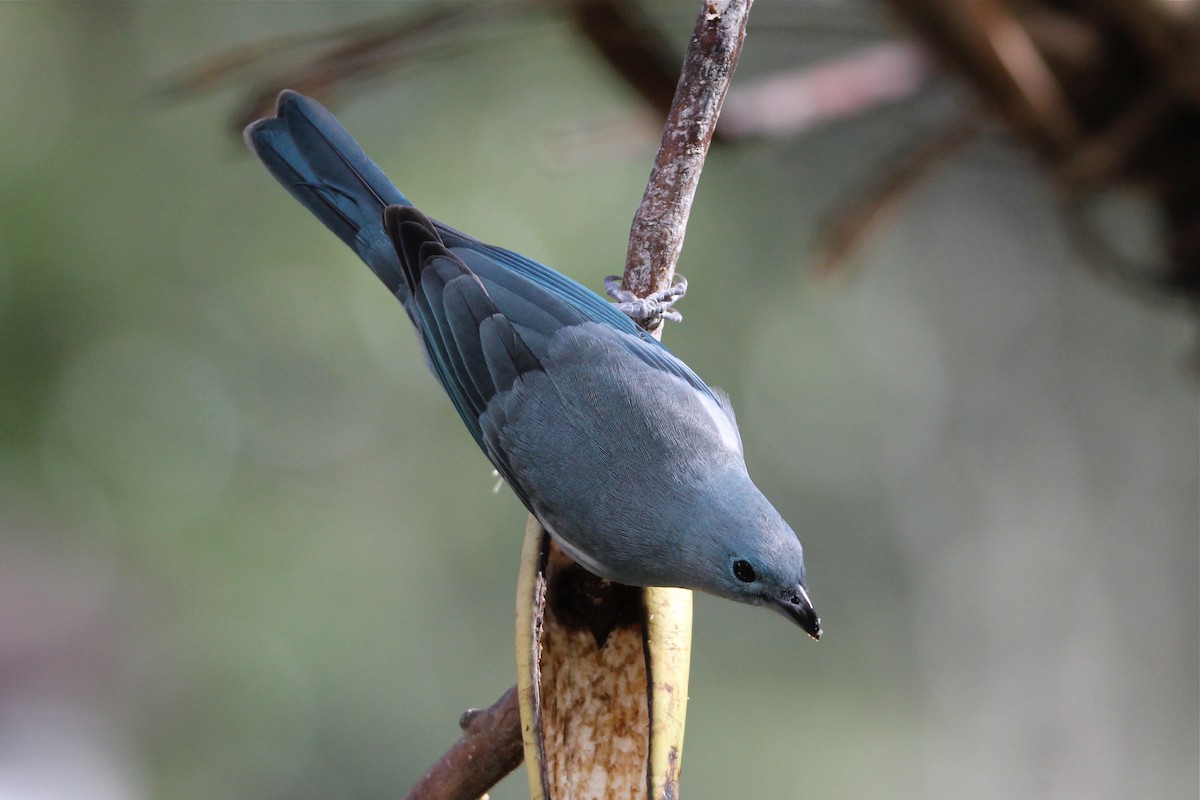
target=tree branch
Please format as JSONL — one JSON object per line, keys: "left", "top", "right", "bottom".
{"left": 399, "top": 687, "right": 523, "bottom": 800}
{"left": 623, "top": 0, "right": 755, "bottom": 306}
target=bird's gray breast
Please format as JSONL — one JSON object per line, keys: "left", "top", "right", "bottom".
{"left": 479, "top": 323, "right": 743, "bottom": 585}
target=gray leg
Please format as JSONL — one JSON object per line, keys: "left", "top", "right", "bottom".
{"left": 604, "top": 274, "right": 688, "bottom": 327}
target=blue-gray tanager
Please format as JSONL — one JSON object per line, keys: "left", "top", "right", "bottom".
{"left": 245, "top": 91, "right": 820, "bottom": 638}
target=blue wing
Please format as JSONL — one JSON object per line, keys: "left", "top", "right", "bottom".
{"left": 245, "top": 91, "right": 731, "bottom": 470}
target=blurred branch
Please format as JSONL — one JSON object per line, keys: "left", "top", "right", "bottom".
{"left": 539, "top": 40, "right": 931, "bottom": 169}
{"left": 813, "top": 107, "right": 985, "bottom": 278}
{"left": 158, "top": 3, "right": 505, "bottom": 131}
{"left": 226, "top": 5, "right": 480, "bottom": 132}
{"left": 567, "top": 0, "right": 681, "bottom": 120}
{"left": 170, "top": 1, "right": 923, "bottom": 151}
{"left": 882, "top": 0, "right": 1076, "bottom": 150}
{"left": 172, "top": 0, "right": 1200, "bottom": 304}
{"left": 720, "top": 41, "right": 931, "bottom": 138}
{"left": 879, "top": 0, "right": 1200, "bottom": 305}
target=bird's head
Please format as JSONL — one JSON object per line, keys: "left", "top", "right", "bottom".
{"left": 714, "top": 542, "right": 821, "bottom": 640}
{"left": 682, "top": 479, "right": 821, "bottom": 640}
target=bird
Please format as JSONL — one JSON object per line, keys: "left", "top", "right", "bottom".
{"left": 245, "top": 90, "right": 820, "bottom": 639}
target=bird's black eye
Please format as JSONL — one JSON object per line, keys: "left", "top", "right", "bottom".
{"left": 732, "top": 559, "right": 757, "bottom": 583}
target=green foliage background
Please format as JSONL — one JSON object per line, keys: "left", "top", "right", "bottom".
{"left": 0, "top": 3, "right": 1195, "bottom": 799}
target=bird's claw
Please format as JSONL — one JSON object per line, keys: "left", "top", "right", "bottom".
{"left": 604, "top": 274, "right": 688, "bottom": 328}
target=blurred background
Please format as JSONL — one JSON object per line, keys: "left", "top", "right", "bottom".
{"left": 0, "top": 2, "right": 1195, "bottom": 799}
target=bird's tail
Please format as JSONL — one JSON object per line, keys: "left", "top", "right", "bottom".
{"left": 244, "top": 90, "right": 409, "bottom": 295}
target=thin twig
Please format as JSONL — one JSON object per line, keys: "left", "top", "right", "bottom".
{"left": 623, "top": 0, "right": 755, "bottom": 310}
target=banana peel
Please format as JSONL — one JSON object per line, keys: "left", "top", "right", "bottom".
{"left": 516, "top": 515, "right": 692, "bottom": 799}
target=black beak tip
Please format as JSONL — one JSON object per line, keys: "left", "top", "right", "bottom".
{"left": 797, "top": 608, "right": 822, "bottom": 641}
{"left": 776, "top": 585, "right": 822, "bottom": 640}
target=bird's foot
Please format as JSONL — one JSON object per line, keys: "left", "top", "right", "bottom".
{"left": 604, "top": 274, "right": 688, "bottom": 328}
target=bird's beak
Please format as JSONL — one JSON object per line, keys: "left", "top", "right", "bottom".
{"left": 772, "top": 584, "right": 822, "bottom": 640}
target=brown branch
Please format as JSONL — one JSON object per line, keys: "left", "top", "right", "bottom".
{"left": 399, "top": 686, "right": 523, "bottom": 800}
{"left": 623, "top": 0, "right": 755, "bottom": 306}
